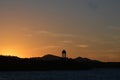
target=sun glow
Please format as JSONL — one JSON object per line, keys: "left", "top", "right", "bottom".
{"left": 1, "top": 48, "right": 18, "bottom": 56}
{"left": 0, "top": 47, "right": 35, "bottom": 58}
{"left": 0, "top": 46, "right": 26, "bottom": 58}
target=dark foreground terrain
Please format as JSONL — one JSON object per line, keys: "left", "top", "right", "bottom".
{"left": 0, "top": 54, "right": 120, "bottom": 71}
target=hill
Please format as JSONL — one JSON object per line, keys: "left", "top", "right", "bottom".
{"left": 0, "top": 54, "right": 120, "bottom": 71}
{"left": 41, "top": 54, "right": 61, "bottom": 60}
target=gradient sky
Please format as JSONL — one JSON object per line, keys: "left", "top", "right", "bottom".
{"left": 0, "top": 0, "right": 120, "bottom": 62}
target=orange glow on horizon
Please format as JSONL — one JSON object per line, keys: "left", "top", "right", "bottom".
{"left": 0, "top": 46, "right": 29, "bottom": 58}
{"left": 1, "top": 48, "right": 20, "bottom": 57}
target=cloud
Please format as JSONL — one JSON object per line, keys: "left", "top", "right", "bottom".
{"left": 37, "top": 30, "right": 76, "bottom": 37}
{"left": 30, "top": 45, "right": 60, "bottom": 53}
{"left": 24, "top": 34, "right": 33, "bottom": 37}
{"left": 112, "top": 36, "right": 120, "bottom": 40}
{"left": 77, "top": 45, "right": 89, "bottom": 48}
{"left": 53, "top": 33, "right": 76, "bottom": 37}
{"left": 21, "top": 28, "right": 77, "bottom": 38}
{"left": 108, "top": 26, "right": 120, "bottom": 31}
{"left": 20, "top": 27, "right": 35, "bottom": 37}
{"left": 104, "top": 49, "right": 120, "bottom": 53}
{"left": 45, "top": 45, "right": 60, "bottom": 49}
{"left": 37, "top": 30, "right": 51, "bottom": 34}
{"left": 60, "top": 40, "right": 73, "bottom": 44}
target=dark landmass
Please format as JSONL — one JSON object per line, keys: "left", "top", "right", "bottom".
{"left": 0, "top": 54, "right": 120, "bottom": 71}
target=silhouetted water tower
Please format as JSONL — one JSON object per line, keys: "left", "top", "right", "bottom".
{"left": 62, "top": 50, "right": 66, "bottom": 58}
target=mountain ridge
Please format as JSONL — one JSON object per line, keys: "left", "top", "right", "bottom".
{"left": 0, "top": 54, "right": 120, "bottom": 71}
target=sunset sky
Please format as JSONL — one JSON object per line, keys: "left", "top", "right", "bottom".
{"left": 0, "top": 0, "right": 120, "bottom": 62}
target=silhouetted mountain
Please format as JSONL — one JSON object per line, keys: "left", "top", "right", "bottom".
{"left": 75, "top": 57, "right": 101, "bottom": 63}
{"left": 0, "top": 55, "right": 20, "bottom": 59}
{"left": 75, "top": 57, "right": 92, "bottom": 62}
{"left": 0, "top": 54, "right": 120, "bottom": 71}
{"left": 41, "top": 54, "right": 61, "bottom": 60}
